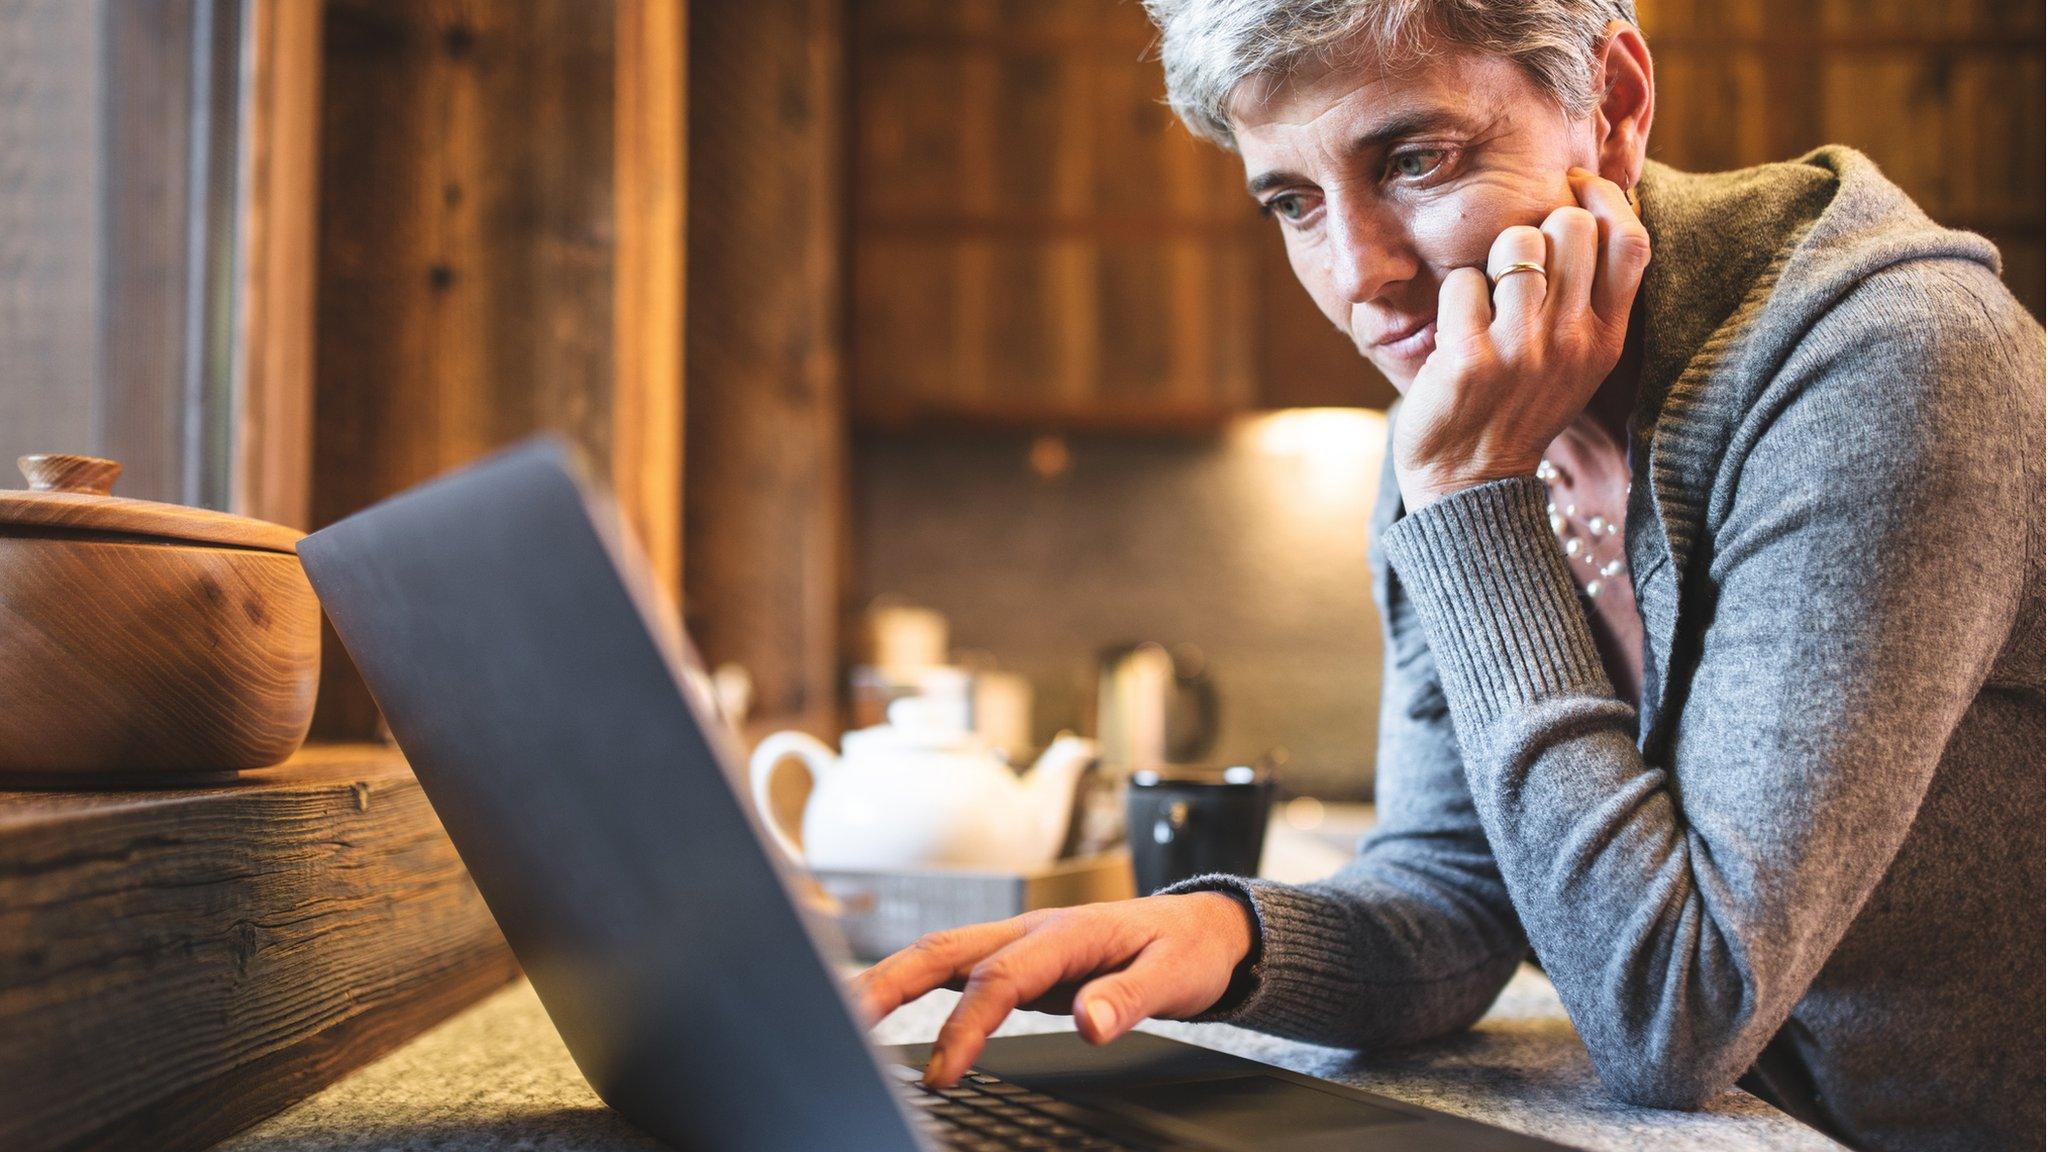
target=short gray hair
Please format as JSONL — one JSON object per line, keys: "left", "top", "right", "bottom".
{"left": 1142, "top": 0, "right": 1639, "bottom": 151}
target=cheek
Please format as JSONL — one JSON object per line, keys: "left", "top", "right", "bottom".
{"left": 1407, "top": 181, "right": 1570, "bottom": 266}
{"left": 1280, "top": 232, "right": 1363, "bottom": 336}
{"left": 1405, "top": 205, "right": 1485, "bottom": 268}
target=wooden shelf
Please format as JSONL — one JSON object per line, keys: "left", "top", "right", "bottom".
{"left": 0, "top": 744, "right": 516, "bottom": 1152}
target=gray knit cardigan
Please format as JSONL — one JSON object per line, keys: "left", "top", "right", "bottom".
{"left": 1170, "top": 146, "right": 2046, "bottom": 1152}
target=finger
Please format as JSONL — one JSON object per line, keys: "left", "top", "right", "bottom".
{"left": 1567, "top": 167, "right": 1652, "bottom": 330}
{"left": 1017, "top": 981, "right": 1092, "bottom": 1015}
{"left": 1436, "top": 265, "right": 1492, "bottom": 350}
{"left": 855, "top": 917, "right": 1035, "bottom": 1025}
{"left": 926, "top": 916, "right": 1123, "bottom": 1086}
{"left": 1485, "top": 224, "right": 1550, "bottom": 338}
{"left": 1538, "top": 204, "right": 1599, "bottom": 326}
{"left": 1072, "top": 943, "right": 1206, "bottom": 1045}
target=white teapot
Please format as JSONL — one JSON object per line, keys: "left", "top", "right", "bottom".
{"left": 747, "top": 697, "right": 1096, "bottom": 873}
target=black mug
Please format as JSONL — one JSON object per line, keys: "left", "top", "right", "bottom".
{"left": 1125, "top": 766, "right": 1273, "bottom": 895}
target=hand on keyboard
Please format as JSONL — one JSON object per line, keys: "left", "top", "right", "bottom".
{"left": 851, "top": 893, "right": 1256, "bottom": 1088}
{"left": 891, "top": 1063, "right": 1161, "bottom": 1150}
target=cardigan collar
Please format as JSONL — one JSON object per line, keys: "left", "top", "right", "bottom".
{"left": 1622, "top": 153, "right": 1831, "bottom": 745}
{"left": 1621, "top": 146, "right": 1999, "bottom": 749}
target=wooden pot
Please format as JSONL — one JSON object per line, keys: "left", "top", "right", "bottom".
{"left": 0, "top": 454, "right": 320, "bottom": 784}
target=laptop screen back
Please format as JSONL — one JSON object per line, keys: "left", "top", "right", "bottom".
{"left": 298, "top": 438, "right": 922, "bottom": 1152}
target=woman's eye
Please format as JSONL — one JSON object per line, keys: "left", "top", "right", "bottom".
{"left": 1388, "top": 149, "right": 1449, "bottom": 181}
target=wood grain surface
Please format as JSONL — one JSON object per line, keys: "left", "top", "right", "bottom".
{"left": 311, "top": 0, "right": 687, "bottom": 741}
{"left": 611, "top": 0, "right": 688, "bottom": 603}
{"left": 0, "top": 745, "right": 517, "bottom": 1152}
{"left": 16, "top": 453, "right": 121, "bottom": 495}
{"left": 0, "top": 488, "right": 305, "bottom": 553}
{"left": 233, "top": 0, "right": 327, "bottom": 533}
{"left": 848, "top": 0, "right": 1390, "bottom": 429}
{"left": 0, "top": 536, "right": 319, "bottom": 779}
{"left": 846, "top": 0, "right": 2043, "bottom": 430}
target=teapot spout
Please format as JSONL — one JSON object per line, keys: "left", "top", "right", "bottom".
{"left": 1020, "top": 734, "right": 1098, "bottom": 864}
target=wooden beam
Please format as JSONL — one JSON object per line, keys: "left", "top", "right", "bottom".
{"left": 612, "top": 0, "right": 687, "bottom": 601}
{"left": 0, "top": 746, "right": 516, "bottom": 1152}
{"left": 311, "top": 0, "right": 697, "bottom": 736}
{"left": 685, "top": 0, "right": 848, "bottom": 731}
{"left": 234, "top": 0, "right": 326, "bottom": 530}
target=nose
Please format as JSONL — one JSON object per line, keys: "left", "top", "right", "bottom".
{"left": 1323, "top": 194, "right": 1413, "bottom": 304}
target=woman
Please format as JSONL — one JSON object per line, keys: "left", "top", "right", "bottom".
{"left": 854, "top": 4, "right": 2046, "bottom": 1149}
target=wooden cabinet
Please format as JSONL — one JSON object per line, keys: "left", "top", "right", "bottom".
{"left": 849, "top": 0, "right": 1392, "bottom": 431}
{"left": 850, "top": 0, "right": 2044, "bottom": 432}
{"left": 1637, "top": 0, "right": 2042, "bottom": 317}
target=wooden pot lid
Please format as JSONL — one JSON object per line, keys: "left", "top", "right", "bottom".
{"left": 0, "top": 454, "right": 303, "bottom": 554}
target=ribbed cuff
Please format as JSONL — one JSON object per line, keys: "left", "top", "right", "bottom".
{"left": 1377, "top": 477, "right": 1613, "bottom": 738}
{"left": 1156, "top": 873, "right": 1387, "bottom": 1037}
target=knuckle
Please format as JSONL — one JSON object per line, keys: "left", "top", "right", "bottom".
{"left": 1544, "top": 205, "right": 1597, "bottom": 236}
{"left": 1494, "top": 224, "right": 1546, "bottom": 252}
{"left": 968, "top": 954, "right": 1021, "bottom": 989}
{"left": 907, "top": 930, "right": 955, "bottom": 959}
{"left": 1448, "top": 337, "right": 1498, "bottom": 372}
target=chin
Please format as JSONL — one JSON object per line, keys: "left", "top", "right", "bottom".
{"left": 1346, "top": 326, "right": 1415, "bottom": 395}
{"left": 1367, "top": 355, "right": 1414, "bottom": 396}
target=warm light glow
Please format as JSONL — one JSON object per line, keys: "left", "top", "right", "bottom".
{"left": 1027, "top": 434, "right": 1072, "bottom": 479}
{"left": 1283, "top": 795, "right": 1327, "bottom": 831}
{"left": 1240, "top": 408, "right": 1387, "bottom": 460}
{"left": 1233, "top": 408, "right": 1388, "bottom": 508}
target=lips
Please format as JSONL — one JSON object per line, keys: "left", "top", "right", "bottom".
{"left": 1370, "top": 316, "right": 1434, "bottom": 347}
{"left": 1370, "top": 317, "right": 1437, "bottom": 362}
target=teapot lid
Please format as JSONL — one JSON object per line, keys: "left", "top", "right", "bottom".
{"left": 0, "top": 454, "right": 303, "bottom": 553}
{"left": 843, "top": 695, "right": 988, "bottom": 758}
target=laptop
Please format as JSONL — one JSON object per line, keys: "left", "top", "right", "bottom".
{"left": 299, "top": 437, "right": 1576, "bottom": 1152}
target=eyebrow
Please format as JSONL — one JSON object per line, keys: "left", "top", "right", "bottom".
{"left": 1244, "top": 109, "right": 1477, "bottom": 196}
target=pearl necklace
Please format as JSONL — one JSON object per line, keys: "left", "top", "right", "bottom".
{"left": 1536, "top": 457, "right": 1628, "bottom": 600}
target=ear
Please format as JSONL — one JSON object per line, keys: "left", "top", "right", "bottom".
{"left": 1589, "top": 21, "right": 1653, "bottom": 189}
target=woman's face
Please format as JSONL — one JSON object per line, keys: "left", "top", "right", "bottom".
{"left": 1230, "top": 50, "right": 1606, "bottom": 393}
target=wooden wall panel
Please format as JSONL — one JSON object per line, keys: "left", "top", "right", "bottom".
{"left": 684, "top": 0, "right": 846, "bottom": 731}
{"left": 850, "top": 0, "right": 1391, "bottom": 429}
{"left": 311, "top": 0, "right": 685, "bottom": 739}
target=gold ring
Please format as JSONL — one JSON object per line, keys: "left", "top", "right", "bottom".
{"left": 1492, "top": 260, "right": 1547, "bottom": 285}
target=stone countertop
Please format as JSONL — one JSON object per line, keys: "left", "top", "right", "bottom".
{"left": 215, "top": 803, "right": 1841, "bottom": 1151}
{"left": 215, "top": 969, "right": 1839, "bottom": 1152}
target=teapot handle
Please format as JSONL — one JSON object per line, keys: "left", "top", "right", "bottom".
{"left": 747, "top": 730, "right": 837, "bottom": 867}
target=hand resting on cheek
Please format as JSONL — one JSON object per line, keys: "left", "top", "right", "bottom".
{"left": 1393, "top": 167, "right": 1652, "bottom": 511}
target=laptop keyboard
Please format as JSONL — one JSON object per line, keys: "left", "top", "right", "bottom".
{"left": 895, "top": 1066, "right": 1173, "bottom": 1151}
